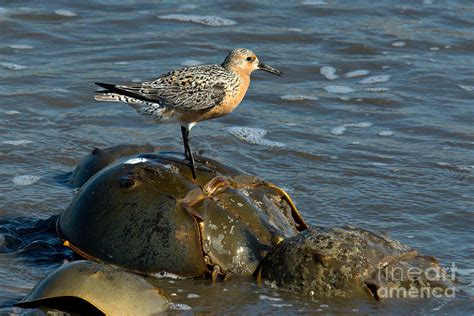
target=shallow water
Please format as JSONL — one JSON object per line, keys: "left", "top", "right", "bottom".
{"left": 1, "top": 0, "right": 473, "bottom": 314}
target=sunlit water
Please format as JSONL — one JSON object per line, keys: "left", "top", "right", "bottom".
{"left": 1, "top": 1, "right": 473, "bottom": 314}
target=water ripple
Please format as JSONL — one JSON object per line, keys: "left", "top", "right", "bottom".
{"left": 158, "top": 14, "right": 237, "bottom": 26}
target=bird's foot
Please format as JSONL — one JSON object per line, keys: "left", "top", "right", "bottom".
{"left": 189, "top": 163, "right": 197, "bottom": 179}
{"left": 185, "top": 156, "right": 215, "bottom": 176}
{"left": 184, "top": 153, "right": 197, "bottom": 179}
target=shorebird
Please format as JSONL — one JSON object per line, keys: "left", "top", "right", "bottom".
{"left": 94, "top": 48, "right": 282, "bottom": 179}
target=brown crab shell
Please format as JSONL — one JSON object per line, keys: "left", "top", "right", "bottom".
{"left": 58, "top": 151, "right": 307, "bottom": 278}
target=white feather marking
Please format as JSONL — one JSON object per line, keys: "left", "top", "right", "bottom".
{"left": 95, "top": 92, "right": 179, "bottom": 123}
{"left": 187, "top": 122, "right": 197, "bottom": 130}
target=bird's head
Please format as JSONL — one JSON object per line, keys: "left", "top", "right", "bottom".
{"left": 222, "top": 48, "right": 283, "bottom": 77}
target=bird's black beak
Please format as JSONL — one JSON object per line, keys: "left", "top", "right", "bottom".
{"left": 258, "top": 62, "right": 283, "bottom": 76}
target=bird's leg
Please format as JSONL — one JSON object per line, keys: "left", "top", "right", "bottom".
{"left": 181, "top": 125, "right": 191, "bottom": 160}
{"left": 181, "top": 125, "right": 197, "bottom": 179}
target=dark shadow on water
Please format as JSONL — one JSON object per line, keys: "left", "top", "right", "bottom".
{"left": 50, "top": 172, "right": 73, "bottom": 187}
{"left": 0, "top": 215, "right": 76, "bottom": 311}
{"left": 0, "top": 215, "right": 74, "bottom": 265}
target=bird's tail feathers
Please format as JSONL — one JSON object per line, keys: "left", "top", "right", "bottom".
{"left": 95, "top": 82, "right": 115, "bottom": 90}
{"left": 94, "top": 93, "right": 123, "bottom": 102}
{"left": 94, "top": 82, "right": 159, "bottom": 105}
{"left": 95, "top": 82, "right": 120, "bottom": 102}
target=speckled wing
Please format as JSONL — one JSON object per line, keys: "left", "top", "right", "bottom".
{"left": 116, "top": 65, "right": 229, "bottom": 112}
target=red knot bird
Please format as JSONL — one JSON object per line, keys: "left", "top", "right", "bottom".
{"left": 94, "top": 48, "right": 282, "bottom": 179}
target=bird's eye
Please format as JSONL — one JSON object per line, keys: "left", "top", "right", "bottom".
{"left": 246, "top": 56, "right": 253, "bottom": 61}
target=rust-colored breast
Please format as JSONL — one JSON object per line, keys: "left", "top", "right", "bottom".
{"left": 178, "top": 72, "right": 250, "bottom": 123}
{"left": 210, "top": 74, "right": 249, "bottom": 118}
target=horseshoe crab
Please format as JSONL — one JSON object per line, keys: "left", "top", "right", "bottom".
{"left": 58, "top": 151, "right": 307, "bottom": 279}
{"left": 257, "top": 226, "right": 454, "bottom": 299}
{"left": 16, "top": 260, "right": 169, "bottom": 315}
{"left": 69, "top": 144, "right": 157, "bottom": 188}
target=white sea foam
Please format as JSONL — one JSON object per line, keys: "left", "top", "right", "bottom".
{"left": 302, "top": 0, "right": 327, "bottom": 4}
{"left": 9, "top": 44, "right": 33, "bottom": 50}
{"left": 158, "top": 14, "right": 237, "bottom": 27}
{"left": 5, "top": 110, "right": 20, "bottom": 115}
{"left": 181, "top": 59, "right": 202, "bottom": 67}
{"left": 430, "top": 46, "right": 440, "bottom": 51}
{"left": 54, "top": 9, "right": 77, "bottom": 17}
{"left": 0, "top": 62, "right": 27, "bottom": 71}
{"left": 459, "top": 84, "right": 474, "bottom": 92}
{"left": 358, "top": 75, "right": 391, "bottom": 84}
{"left": 259, "top": 295, "right": 282, "bottom": 302}
{"left": 371, "top": 162, "right": 389, "bottom": 167}
{"left": 114, "top": 61, "right": 130, "bottom": 65}
{"left": 323, "top": 85, "right": 355, "bottom": 94}
{"left": 458, "top": 165, "right": 474, "bottom": 171}
{"left": 227, "top": 126, "right": 285, "bottom": 147}
{"left": 331, "top": 126, "right": 346, "bottom": 135}
{"left": 346, "top": 122, "right": 372, "bottom": 128}
{"left": 320, "top": 66, "right": 338, "bottom": 80}
{"left": 180, "top": 4, "right": 198, "bottom": 10}
{"left": 169, "top": 303, "right": 192, "bottom": 310}
{"left": 392, "top": 41, "right": 406, "bottom": 47}
{"left": 124, "top": 157, "right": 148, "bottom": 165}
{"left": 344, "top": 69, "right": 369, "bottom": 78}
{"left": 378, "top": 130, "right": 394, "bottom": 136}
{"left": 12, "top": 175, "right": 40, "bottom": 186}
{"left": 2, "top": 140, "right": 33, "bottom": 145}
{"left": 364, "top": 87, "right": 390, "bottom": 92}
{"left": 331, "top": 122, "right": 372, "bottom": 135}
{"left": 187, "top": 293, "right": 200, "bottom": 298}
{"left": 280, "top": 94, "right": 318, "bottom": 101}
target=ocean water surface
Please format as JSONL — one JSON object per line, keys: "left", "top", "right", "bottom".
{"left": 0, "top": 0, "right": 473, "bottom": 314}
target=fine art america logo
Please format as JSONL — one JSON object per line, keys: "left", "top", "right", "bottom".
{"left": 375, "top": 263, "right": 457, "bottom": 299}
